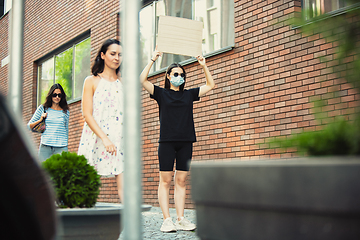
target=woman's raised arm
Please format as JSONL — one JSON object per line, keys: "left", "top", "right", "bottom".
{"left": 140, "top": 47, "right": 162, "bottom": 95}
{"left": 197, "top": 55, "right": 215, "bottom": 97}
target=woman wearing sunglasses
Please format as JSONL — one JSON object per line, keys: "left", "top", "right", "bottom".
{"left": 28, "top": 83, "right": 69, "bottom": 162}
{"left": 140, "top": 47, "right": 215, "bottom": 233}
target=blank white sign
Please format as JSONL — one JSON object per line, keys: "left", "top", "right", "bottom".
{"left": 157, "top": 15, "right": 203, "bottom": 57}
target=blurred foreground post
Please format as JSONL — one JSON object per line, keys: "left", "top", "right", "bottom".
{"left": 121, "top": 0, "right": 142, "bottom": 239}
{"left": 8, "top": 0, "right": 25, "bottom": 117}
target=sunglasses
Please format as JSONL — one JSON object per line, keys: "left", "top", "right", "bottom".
{"left": 173, "top": 72, "right": 185, "bottom": 78}
{"left": 52, "top": 93, "right": 63, "bottom": 98}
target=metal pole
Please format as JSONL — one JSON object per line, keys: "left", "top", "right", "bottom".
{"left": 121, "top": 0, "right": 142, "bottom": 239}
{"left": 8, "top": 0, "right": 25, "bottom": 117}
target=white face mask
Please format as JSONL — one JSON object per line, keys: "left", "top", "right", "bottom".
{"left": 170, "top": 76, "right": 185, "bottom": 87}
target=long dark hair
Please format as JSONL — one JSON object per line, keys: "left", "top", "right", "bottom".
{"left": 43, "top": 83, "right": 69, "bottom": 113}
{"left": 92, "top": 39, "right": 121, "bottom": 76}
{"left": 164, "top": 62, "right": 186, "bottom": 91}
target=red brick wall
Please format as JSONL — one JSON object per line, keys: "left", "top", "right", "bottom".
{"left": 21, "top": 0, "right": 121, "bottom": 203}
{"left": 141, "top": 0, "right": 359, "bottom": 208}
{"left": 0, "top": 0, "right": 359, "bottom": 209}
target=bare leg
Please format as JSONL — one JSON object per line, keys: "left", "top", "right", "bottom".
{"left": 174, "top": 170, "right": 188, "bottom": 221}
{"left": 158, "top": 171, "right": 173, "bottom": 219}
{"left": 115, "top": 173, "right": 123, "bottom": 203}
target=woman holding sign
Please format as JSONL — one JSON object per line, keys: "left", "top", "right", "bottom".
{"left": 140, "top": 48, "right": 215, "bottom": 232}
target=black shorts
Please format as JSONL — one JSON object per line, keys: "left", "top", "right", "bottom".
{"left": 158, "top": 141, "right": 193, "bottom": 171}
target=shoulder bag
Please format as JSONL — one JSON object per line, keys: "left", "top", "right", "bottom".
{"left": 31, "top": 108, "right": 46, "bottom": 133}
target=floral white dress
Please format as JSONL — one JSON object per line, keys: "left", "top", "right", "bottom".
{"left": 78, "top": 77, "right": 124, "bottom": 175}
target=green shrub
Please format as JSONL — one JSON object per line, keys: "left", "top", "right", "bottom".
{"left": 42, "top": 152, "right": 101, "bottom": 208}
{"left": 268, "top": 117, "right": 360, "bottom": 156}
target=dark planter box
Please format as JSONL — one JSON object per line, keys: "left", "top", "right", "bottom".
{"left": 56, "top": 203, "right": 122, "bottom": 240}
{"left": 191, "top": 158, "right": 360, "bottom": 240}
{"left": 56, "top": 203, "right": 152, "bottom": 240}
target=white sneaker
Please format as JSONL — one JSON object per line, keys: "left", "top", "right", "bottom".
{"left": 175, "top": 217, "right": 196, "bottom": 231}
{"left": 160, "top": 217, "right": 177, "bottom": 232}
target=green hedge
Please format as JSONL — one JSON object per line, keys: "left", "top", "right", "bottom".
{"left": 268, "top": 118, "right": 360, "bottom": 156}
{"left": 42, "top": 152, "right": 101, "bottom": 208}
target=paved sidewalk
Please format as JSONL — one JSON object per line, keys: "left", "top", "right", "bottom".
{"left": 119, "top": 206, "right": 200, "bottom": 240}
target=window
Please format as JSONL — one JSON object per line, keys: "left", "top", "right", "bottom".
{"left": 0, "top": 0, "right": 11, "bottom": 18}
{"left": 37, "top": 37, "right": 91, "bottom": 105}
{"left": 139, "top": 0, "right": 234, "bottom": 72}
{"left": 303, "top": 0, "right": 350, "bottom": 18}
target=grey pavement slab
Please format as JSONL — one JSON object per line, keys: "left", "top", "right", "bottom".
{"left": 119, "top": 207, "right": 200, "bottom": 240}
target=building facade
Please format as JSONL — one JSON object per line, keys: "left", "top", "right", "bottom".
{"left": 0, "top": 0, "right": 358, "bottom": 208}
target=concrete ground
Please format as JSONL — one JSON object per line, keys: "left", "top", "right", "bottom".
{"left": 119, "top": 206, "right": 200, "bottom": 240}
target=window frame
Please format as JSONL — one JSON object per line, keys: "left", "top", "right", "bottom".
{"left": 291, "top": 1, "right": 360, "bottom": 30}
{"left": 148, "top": 45, "right": 233, "bottom": 77}
{"left": 0, "top": 0, "right": 11, "bottom": 19}
{"left": 300, "top": 0, "right": 360, "bottom": 22}
{"left": 140, "top": 0, "right": 235, "bottom": 77}
{"left": 36, "top": 31, "right": 91, "bottom": 105}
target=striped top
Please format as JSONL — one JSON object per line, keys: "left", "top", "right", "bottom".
{"left": 27, "top": 105, "right": 69, "bottom": 147}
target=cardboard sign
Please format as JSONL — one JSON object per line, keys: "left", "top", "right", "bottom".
{"left": 157, "top": 15, "right": 203, "bottom": 57}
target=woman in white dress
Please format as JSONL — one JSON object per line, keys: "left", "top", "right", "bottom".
{"left": 78, "top": 39, "right": 124, "bottom": 202}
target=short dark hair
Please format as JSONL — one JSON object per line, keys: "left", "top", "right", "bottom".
{"left": 164, "top": 63, "right": 186, "bottom": 91}
{"left": 43, "top": 83, "right": 69, "bottom": 113}
{"left": 92, "top": 39, "right": 121, "bottom": 76}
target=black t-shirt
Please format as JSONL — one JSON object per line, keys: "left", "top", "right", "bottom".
{"left": 150, "top": 85, "right": 200, "bottom": 142}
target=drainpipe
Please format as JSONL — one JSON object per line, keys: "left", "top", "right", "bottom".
{"left": 121, "top": 0, "right": 142, "bottom": 239}
{"left": 8, "top": 0, "right": 25, "bottom": 117}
